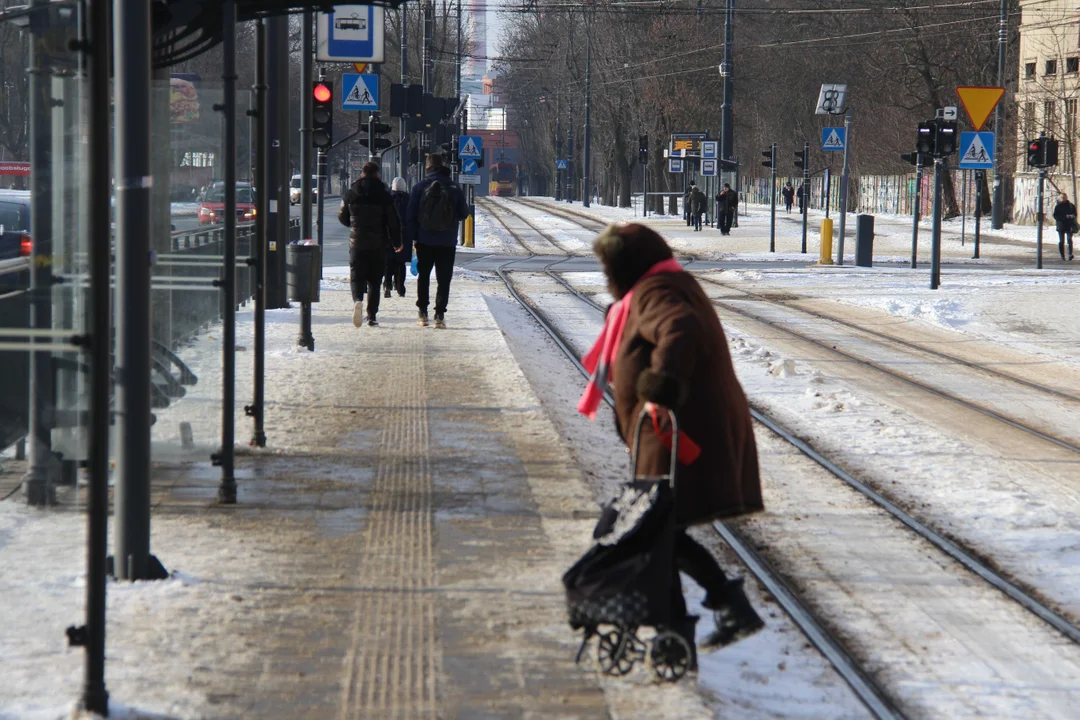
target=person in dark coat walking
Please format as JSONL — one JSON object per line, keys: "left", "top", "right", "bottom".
{"left": 384, "top": 176, "right": 412, "bottom": 297}
{"left": 782, "top": 182, "right": 795, "bottom": 213}
{"left": 716, "top": 183, "right": 737, "bottom": 235}
{"left": 578, "top": 222, "right": 764, "bottom": 652}
{"left": 338, "top": 162, "right": 401, "bottom": 327}
{"left": 683, "top": 181, "right": 696, "bottom": 226}
{"left": 1053, "top": 192, "right": 1076, "bottom": 261}
{"left": 690, "top": 186, "right": 707, "bottom": 231}
{"left": 797, "top": 182, "right": 809, "bottom": 214}
{"left": 406, "top": 153, "right": 470, "bottom": 328}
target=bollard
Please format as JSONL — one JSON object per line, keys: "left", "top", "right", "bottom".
{"left": 464, "top": 214, "right": 475, "bottom": 248}
{"left": 819, "top": 218, "right": 834, "bottom": 265}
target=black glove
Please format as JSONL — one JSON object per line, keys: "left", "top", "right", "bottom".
{"left": 636, "top": 370, "right": 688, "bottom": 409}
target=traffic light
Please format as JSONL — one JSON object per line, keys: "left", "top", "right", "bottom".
{"left": 762, "top": 148, "right": 774, "bottom": 169}
{"left": 916, "top": 122, "right": 934, "bottom": 155}
{"left": 360, "top": 112, "right": 392, "bottom": 153}
{"left": 935, "top": 120, "right": 957, "bottom": 156}
{"left": 1047, "top": 138, "right": 1060, "bottom": 167}
{"left": 639, "top": 134, "right": 649, "bottom": 165}
{"left": 793, "top": 146, "right": 806, "bottom": 170}
{"left": 900, "top": 151, "right": 926, "bottom": 167}
{"left": 312, "top": 81, "right": 333, "bottom": 148}
{"left": 1027, "top": 137, "right": 1061, "bottom": 168}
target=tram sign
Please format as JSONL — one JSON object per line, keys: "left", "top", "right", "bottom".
{"left": 317, "top": 6, "right": 385, "bottom": 63}
{"left": 668, "top": 158, "right": 684, "bottom": 173}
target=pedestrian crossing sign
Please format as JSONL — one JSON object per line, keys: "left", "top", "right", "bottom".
{"left": 958, "top": 131, "right": 994, "bottom": 169}
{"left": 459, "top": 135, "right": 483, "bottom": 159}
{"left": 341, "top": 73, "right": 379, "bottom": 111}
{"left": 556, "top": 159, "right": 568, "bottom": 170}
{"left": 821, "top": 127, "right": 845, "bottom": 151}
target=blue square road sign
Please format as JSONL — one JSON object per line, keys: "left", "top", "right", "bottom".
{"left": 958, "top": 131, "right": 994, "bottom": 169}
{"left": 821, "top": 127, "right": 846, "bottom": 152}
{"left": 462, "top": 159, "right": 478, "bottom": 174}
{"left": 459, "top": 135, "right": 483, "bottom": 159}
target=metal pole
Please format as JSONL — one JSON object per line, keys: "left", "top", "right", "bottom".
{"left": 456, "top": 0, "right": 462, "bottom": 100}
{"left": 218, "top": 0, "right": 238, "bottom": 502}
{"left": 554, "top": 93, "right": 562, "bottom": 201}
{"left": 719, "top": 0, "right": 734, "bottom": 166}
{"left": 567, "top": 96, "right": 575, "bottom": 203}
{"left": 113, "top": 0, "right": 162, "bottom": 580}
{"left": 991, "top": 0, "right": 1007, "bottom": 229}
{"left": 769, "top": 143, "right": 776, "bottom": 252}
{"left": 961, "top": 169, "right": 967, "bottom": 246}
{"left": 825, "top": 166, "right": 831, "bottom": 218}
{"left": 931, "top": 158, "right": 943, "bottom": 289}
{"left": 271, "top": 17, "right": 290, "bottom": 309}
{"left": 583, "top": 9, "right": 592, "bottom": 208}
{"left": 801, "top": 141, "right": 809, "bottom": 253}
{"left": 400, "top": 6, "right": 409, "bottom": 183}
{"left": 643, "top": 140, "right": 648, "bottom": 217}
{"left": 23, "top": 0, "right": 57, "bottom": 506}
{"left": 1037, "top": 167, "right": 1046, "bottom": 270}
{"left": 974, "top": 169, "right": 983, "bottom": 259}
{"left": 298, "top": 11, "right": 314, "bottom": 351}
{"left": 317, "top": 150, "right": 327, "bottom": 252}
{"left": 836, "top": 107, "right": 852, "bottom": 265}
{"left": 78, "top": 0, "right": 111, "bottom": 711}
{"left": 250, "top": 19, "right": 268, "bottom": 448}
{"left": 911, "top": 158, "right": 922, "bottom": 268}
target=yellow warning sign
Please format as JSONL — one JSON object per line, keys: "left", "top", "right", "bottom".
{"left": 956, "top": 86, "right": 1005, "bottom": 131}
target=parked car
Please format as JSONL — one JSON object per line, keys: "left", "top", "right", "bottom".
{"left": 198, "top": 182, "right": 256, "bottom": 224}
{"left": 289, "top": 174, "right": 319, "bottom": 205}
{"left": 0, "top": 190, "right": 31, "bottom": 260}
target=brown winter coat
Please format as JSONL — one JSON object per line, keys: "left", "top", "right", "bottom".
{"left": 612, "top": 271, "right": 763, "bottom": 526}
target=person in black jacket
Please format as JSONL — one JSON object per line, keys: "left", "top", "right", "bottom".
{"left": 338, "top": 162, "right": 402, "bottom": 327}
{"left": 716, "top": 183, "right": 737, "bottom": 235}
{"left": 1053, "top": 192, "right": 1076, "bottom": 261}
{"left": 782, "top": 182, "right": 795, "bottom": 213}
{"left": 383, "top": 176, "right": 411, "bottom": 298}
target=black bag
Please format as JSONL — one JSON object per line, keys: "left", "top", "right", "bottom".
{"left": 418, "top": 180, "right": 457, "bottom": 232}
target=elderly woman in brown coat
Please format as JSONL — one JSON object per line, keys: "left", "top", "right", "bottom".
{"left": 578, "top": 222, "right": 764, "bottom": 651}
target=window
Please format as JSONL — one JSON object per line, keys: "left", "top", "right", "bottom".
{"left": 1025, "top": 102, "right": 1036, "bottom": 136}
{"left": 1047, "top": 59, "right": 1058, "bottom": 75}
{"left": 1045, "top": 100, "right": 1057, "bottom": 132}
{"left": 1069, "top": 99, "right": 1078, "bottom": 136}
{"left": 1026, "top": 61, "right": 1037, "bottom": 79}
{"left": 0, "top": 201, "right": 23, "bottom": 232}
{"left": 1069, "top": 57, "right": 1079, "bottom": 74}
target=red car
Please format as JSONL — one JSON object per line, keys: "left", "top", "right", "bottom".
{"left": 198, "top": 183, "right": 256, "bottom": 224}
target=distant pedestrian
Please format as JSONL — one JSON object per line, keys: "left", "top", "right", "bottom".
{"left": 782, "top": 182, "right": 795, "bottom": 213}
{"left": 1053, "top": 192, "right": 1076, "bottom": 261}
{"left": 406, "top": 153, "right": 470, "bottom": 329}
{"left": 384, "top": 177, "right": 411, "bottom": 298}
{"left": 797, "top": 182, "right": 809, "bottom": 214}
{"left": 716, "top": 183, "right": 737, "bottom": 235}
{"left": 338, "top": 161, "right": 402, "bottom": 328}
{"left": 691, "top": 185, "right": 707, "bottom": 231}
{"left": 580, "top": 222, "right": 765, "bottom": 653}
{"left": 683, "top": 181, "right": 696, "bottom": 226}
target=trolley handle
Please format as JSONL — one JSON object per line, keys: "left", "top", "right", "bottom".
{"left": 629, "top": 403, "right": 680, "bottom": 490}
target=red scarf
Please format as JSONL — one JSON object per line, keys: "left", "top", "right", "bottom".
{"left": 578, "top": 258, "right": 701, "bottom": 464}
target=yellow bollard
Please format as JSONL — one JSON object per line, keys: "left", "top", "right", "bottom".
{"left": 465, "top": 213, "right": 475, "bottom": 248}
{"left": 819, "top": 218, "right": 834, "bottom": 265}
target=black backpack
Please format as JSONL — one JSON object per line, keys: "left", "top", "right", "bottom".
{"left": 418, "top": 179, "right": 457, "bottom": 232}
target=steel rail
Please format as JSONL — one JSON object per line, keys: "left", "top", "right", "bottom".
{"left": 696, "top": 275, "right": 1080, "bottom": 407}
{"left": 496, "top": 263, "right": 904, "bottom": 719}
{"left": 478, "top": 196, "right": 579, "bottom": 255}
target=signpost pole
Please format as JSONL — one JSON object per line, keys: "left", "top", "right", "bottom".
{"left": 837, "top": 107, "right": 852, "bottom": 265}
{"left": 825, "top": 167, "right": 831, "bottom": 218}
{"left": 991, "top": 0, "right": 1007, "bottom": 229}
{"left": 911, "top": 156, "right": 922, "bottom": 268}
{"left": 961, "top": 169, "right": 968, "bottom": 246}
{"left": 299, "top": 11, "right": 314, "bottom": 352}
{"left": 974, "top": 169, "right": 983, "bottom": 259}
{"left": 931, "top": 158, "right": 943, "bottom": 289}
{"left": 801, "top": 140, "right": 810, "bottom": 253}
{"left": 1037, "top": 167, "right": 1046, "bottom": 270}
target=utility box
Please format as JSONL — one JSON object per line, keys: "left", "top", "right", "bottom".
{"left": 286, "top": 242, "right": 321, "bottom": 303}
{"left": 855, "top": 214, "right": 874, "bottom": 267}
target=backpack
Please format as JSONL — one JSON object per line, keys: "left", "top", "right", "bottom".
{"left": 418, "top": 179, "right": 457, "bottom": 232}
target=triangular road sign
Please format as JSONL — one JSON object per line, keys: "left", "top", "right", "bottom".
{"left": 461, "top": 138, "right": 479, "bottom": 156}
{"left": 956, "top": 86, "right": 1005, "bottom": 131}
{"left": 824, "top": 129, "right": 844, "bottom": 148}
{"left": 347, "top": 81, "right": 373, "bottom": 105}
{"left": 961, "top": 135, "right": 989, "bottom": 164}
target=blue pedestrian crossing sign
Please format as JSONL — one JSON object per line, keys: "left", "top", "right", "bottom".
{"left": 459, "top": 135, "right": 483, "bottom": 159}
{"left": 556, "top": 159, "right": 568, "bottom": 170}
{"left": 341, "top": 73, "right": 379, "bottom": 111}
{"left": 821, "top": 127, "right": 846, "bottom": 151}
{"left": 668, "top": 158, "right": 684, "bottom": 173}
{"left": 701, "top": 159, "right": 717, "bottom": 176}
{"left": 958, "top": 131, "right": 994, "bottom": 169}
{"left": 462, "top": 159, "right": 478, "bottom": 174}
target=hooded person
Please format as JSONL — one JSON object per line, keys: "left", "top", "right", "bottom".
{"left": 337, "top": 161, "right": 402, "bottom": 327}
{"left": 578, "top": 222, "right": 765, "bottom": 651}
{"left": 405, "top": 154, "right": 470, "bottom": 329}
{"left": 383, "top": 177, "right": 412, "bottom": 297}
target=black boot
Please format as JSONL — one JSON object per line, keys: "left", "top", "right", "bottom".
{"left": 677, "top": 615, "right": 699, "bottom": 672}
{"left": 701, "top": 578, "right": 764, "bottom": 650}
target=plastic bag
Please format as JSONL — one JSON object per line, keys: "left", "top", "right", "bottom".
{"left": 410, "top": 256, "right": 418, "bottom": 276}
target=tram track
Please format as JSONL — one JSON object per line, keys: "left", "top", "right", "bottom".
{"left": 476, "top": 196, "right": 581, "bottom": 256}
{"left": 495, "top": 263, "right": 904, "bottom": 719}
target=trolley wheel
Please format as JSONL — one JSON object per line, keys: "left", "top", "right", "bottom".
{"left": 650, "top": 630, "right": 692, "bottom": 682}
{"left": 597, "top": 628, "right": 642, "bottom": 676}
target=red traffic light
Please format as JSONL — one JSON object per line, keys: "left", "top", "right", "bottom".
{"left": 1030, "top": 142, "right": 1041, "bottom": 150}
{"left": 313, "top": 83, "right": 332, "bottom": 103}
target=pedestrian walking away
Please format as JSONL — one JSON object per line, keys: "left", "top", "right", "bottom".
{"left": 338, "top": 161, "right": 402, "bottom": 328}
{"left": 716, "top": 183, "right": 737, "bottom": 235}
{"left": 683, "top": 181, "right": 696, "bottom": 226}
{"left": 690, "top": 185, "right": 707, "bottom": 231}
{"left": 797, "top": 181, "right": 808, "bottom": 215}
{"left": 385, "top": 177, "right": 412, "bottom": 297}
{"left": 1053, "top": 192, "right": 1076, "bottom": 261}
{"left": 782, "top": 182, "right": 795, "bottom": 213}
{"left": 406, "top": 153, "right": 470, "bottom": 328}
{"left": 577, "top": 222, "right": 765, "bottom": 657}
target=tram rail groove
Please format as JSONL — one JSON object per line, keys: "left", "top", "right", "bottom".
{"left": 695, "top": 275, "right": 1080, "bottom": 408}
{"left": 496, "top": 264, "right": 906, "bottom": 719}
{"left": 477, "top": 197, "right": 579, "bottom": 256}
{"left": 549, "top": 270, "right": 1080, "bottom": 646}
